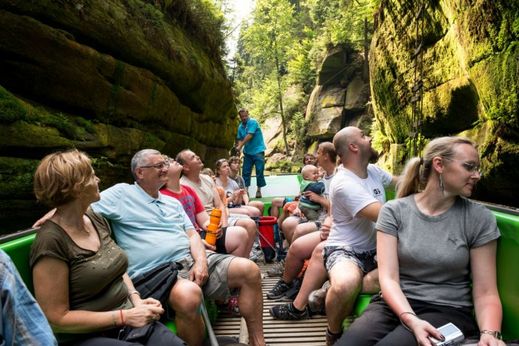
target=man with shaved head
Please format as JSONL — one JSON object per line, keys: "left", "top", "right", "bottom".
{"left": 320, "top": 126, "right": 397, "bottom": 344}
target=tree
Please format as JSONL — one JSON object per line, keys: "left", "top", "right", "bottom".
{"left": 240, "top": 0, "right": 298, "bottom": 155}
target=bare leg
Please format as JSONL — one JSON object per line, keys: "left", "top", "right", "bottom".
{"left": 361, "top": 268, "right": 380, "bottom": 293}
{"left": 235, "top": 218, "right": 257, "bottom": 253}
{"left": 227, "top": 258, "right": 265, "bottom": 346}
{"left": 293, "top": 241, "right": 327, "bottom": 310}
{"left": 248, "top": 200, "right": 264, "bottom": 215}
{"left": 229, "top": 205, "right": 261, "bottom": 218}
{"left": 280, "top": 216, "right": 300, "bottom": 244}
{"left": 282, "top": 231, "right": 321, "bottom": 283}
{"left": 269, "top": 198, "right": 284, "bottom": 218}
{"left": 326, "top": 261, "right": 363, "bottom": 334}
{"left": 292, "top": 221, "right": 318, "bottom": 242}
{"left": 169, "top": 278, "right": 204, "bottom": 346}
{"left": 225, "top": 226, "right": 252, "bottom": 258}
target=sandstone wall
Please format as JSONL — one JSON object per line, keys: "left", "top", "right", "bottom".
{"left": 0, "top": 1, "right": 237, "bottom": 231}
{"left": 370, "top": 0, "right": 518, "bottom": 206}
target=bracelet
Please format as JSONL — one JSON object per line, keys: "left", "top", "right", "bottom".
{"left": 111, "top": 311, "right": 117, "bottom": 327}
{"left": 480, "top": 330, "right": 502, "bottom": 340}
{"left": 398, "top": 311, "right": 417, "bottom": 332}
{"left": 119, "top": 309, "right": 125, "bottom": 326}
{"left": 128, "top": 290, "right": 141, "bottom": 298}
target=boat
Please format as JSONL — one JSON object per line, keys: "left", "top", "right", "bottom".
{"left": 1, "top": 174, "right": 518, "bottom": 343}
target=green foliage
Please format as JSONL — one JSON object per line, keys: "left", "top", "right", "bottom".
{"left": 149, "top": 0, "right": 227, "bottom": 59}
{"left": 233, "top": 0, "right": 382, "bottom": 152}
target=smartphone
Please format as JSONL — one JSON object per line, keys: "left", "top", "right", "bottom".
{"left": 429, "top": 323, "right": 464, "bottom": 346}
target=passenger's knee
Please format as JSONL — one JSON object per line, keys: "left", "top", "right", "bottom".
{"left": 230, "top": 259, "right": 261, "bottom": 286}
{"left": 329, "top": 278, "right": 361, "bottom": 299}
{"left": 169, "top": 280, "right": 203, "bottom": 315}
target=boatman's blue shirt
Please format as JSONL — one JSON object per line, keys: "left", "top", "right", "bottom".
{"left": 91, "top": 183, "right": 194, "bottom": 278}
{"left": 0, "top": 250, "right": 57, "bottom": 346}
{"left": 237, "top": 118, "right": 266, "bottom": 155}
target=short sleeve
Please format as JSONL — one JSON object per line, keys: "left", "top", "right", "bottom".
{"left": 91, "top": 183, "right": 126, "bottom": 221}
{"left": 368, "top": 164, "right": 393, "bottom": 187}
{"left": 375, "top": 200, "right": 400, "bottom": 238}
{"left": 247, "top": 119, "right": 259, "bottom": 134}
{"left": 466, "top": 202, "right": 500, "bottom": 248}
{"left": 30, "top": 223, "right": 70, "bottom": 268}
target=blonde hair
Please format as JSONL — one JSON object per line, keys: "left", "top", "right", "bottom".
{"left": 396, "top": 136, "right": 475, "bottom": 198}
{"left": 34, "top": 149, "right": 94, "bottom": 207}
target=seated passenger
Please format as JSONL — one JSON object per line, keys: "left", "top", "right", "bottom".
{"left": 228, "top": 156, "right": 264, "bottom": 214}
{"left": 31, "top": 150, "right": 184, "bottom": 346}
{"left": 0, "top": 249, "right": 57, "bottom": 345}
{"left": 298, "top": 164, "right": 325, "bottom": 221}
{"left": 270, "top": 127, "right": 395, "bottom": 346}
{"left": 215, "top": 158, "right": 261, "bottom": 218}
{"left": 161, "top": 156, "right": 251, "bottom": 258}
{"left": 93, "top": 149, "right": 264, "bottom": 346}
{"left": 303, "top": 153, "right": 317, "bottom": 166}
{"left": 266, "top": 142, "right": 337, "bottom": 280}
{"left": 338, "top": 137, "right": 504, "bottom": 346}
{"left": 280, "top": 142, "right": 336, "bottom": 244}
{"left": 177, "top": 149, "right": 257, "bottom": 255}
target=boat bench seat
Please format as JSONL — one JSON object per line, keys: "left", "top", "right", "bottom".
{"left": 0, "top": 232, "right": 190, "bottom": 334}
{"left": 344, "top": 210, "right": 519, "bottom": 341}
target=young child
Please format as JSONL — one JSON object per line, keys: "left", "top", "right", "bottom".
{"left": 298, "top": 164, "right": 325, "bottom": 221}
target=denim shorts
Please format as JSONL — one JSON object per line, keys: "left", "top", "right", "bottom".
{"left": 323, "top": 245, "right": 377, "bottom": 273}
{"left": 177, "top": 252, "right": 234, "bottom": 299}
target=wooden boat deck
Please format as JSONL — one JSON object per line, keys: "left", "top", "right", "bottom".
{"left": 213, "top": 262, "right": 328, "bottom": 345}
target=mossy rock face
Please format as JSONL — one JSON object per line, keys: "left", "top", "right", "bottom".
{"left": 370, "top": 0, "right": 519, "bottom": 206}
{"left": 306, "top": 47, "right": 371, "bottom": 140}
{"left": 0, "top": 1, "right": 237, "bottom": 232}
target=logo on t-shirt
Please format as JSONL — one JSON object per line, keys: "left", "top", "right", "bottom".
{"left": 373, "top": 188, "right": 382, "bottom": 197}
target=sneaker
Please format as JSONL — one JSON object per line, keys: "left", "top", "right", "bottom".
{"left": 267, "top": 260, "right": 285, "bottom": 277}
{"left": 308, "top": 280, "right": 330, "bottom": 314}
{"left": 326, "top": 328, "right": 343, "bottom": 346}
{"left": 266, "top": 279, "right": 291, "bottom": 300}
{"left": 269, "top": 303, "right": 310, "bottom": 320}
{"left": 249, "top": 247, "right": 264, "bottom": 263}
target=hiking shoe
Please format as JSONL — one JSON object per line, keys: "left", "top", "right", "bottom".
{"left": 267, "top": 260, "right": 285, "bottom": 277}
{"left": 269, "top": 303, "right": 310, "bottom": 320}
{"left": 308, "top": 280, "right": 330, "bottom": 315}
{"left": 266, "top": 279, "right": 291, "bottom": 300}
{"left": 326, "top": 328, "right": 343, "bottom": 346}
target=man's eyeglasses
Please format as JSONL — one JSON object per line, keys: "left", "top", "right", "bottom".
{"left": 140, "top": 161, "right": 170, "bottom": 170}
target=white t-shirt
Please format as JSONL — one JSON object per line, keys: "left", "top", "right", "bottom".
{"left": 326, "top": 164, "right": 392, "bottom": 251}
{"left": 180, "top": 174, "right": 216, "bottom": 213}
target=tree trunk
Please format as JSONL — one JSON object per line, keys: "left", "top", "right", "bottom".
{"left": 273, "top": 38, "right": 290, "bottom": 155}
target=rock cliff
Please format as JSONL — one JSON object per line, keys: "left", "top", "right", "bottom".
{"left": 305, "top": 46, "right": 371, "bottom": 143}
{"left": 0, "top": 0, "right": 237, "bottom": 231}
{"left": 370, "top": 0, "right": 518, "bottom": 206}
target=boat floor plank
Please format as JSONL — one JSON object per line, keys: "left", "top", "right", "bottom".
{"left": 212, "top": 262, "right": 328, "bottom": 345}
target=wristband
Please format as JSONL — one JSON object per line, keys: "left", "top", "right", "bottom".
{"left": 480, "top": 330, "right": 502, "bottom": 340}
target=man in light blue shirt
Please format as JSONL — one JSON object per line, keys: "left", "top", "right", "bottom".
{"left": 236, "top": 108, "right": 266, "bottom": 198}
{"left": 91, "top": 149, "right": 265, "bottom": 346}
{"left": 0, "top": 250, "right": 57, "bottom": 346}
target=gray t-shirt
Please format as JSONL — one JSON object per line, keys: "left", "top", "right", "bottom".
{"left": 376, "top": 195, "right": 500, "bottom": 308}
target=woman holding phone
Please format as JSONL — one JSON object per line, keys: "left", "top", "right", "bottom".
{"left": 337, "top": 137, "right": 504, "bottom": 346}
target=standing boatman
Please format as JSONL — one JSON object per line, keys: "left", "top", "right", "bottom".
{"left": 235, "top": 108, "right": 266, "bottom": 198}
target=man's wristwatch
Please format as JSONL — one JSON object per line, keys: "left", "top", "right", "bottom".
{"left": 480, "top": 330, "right": 502, "bottom": 340}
